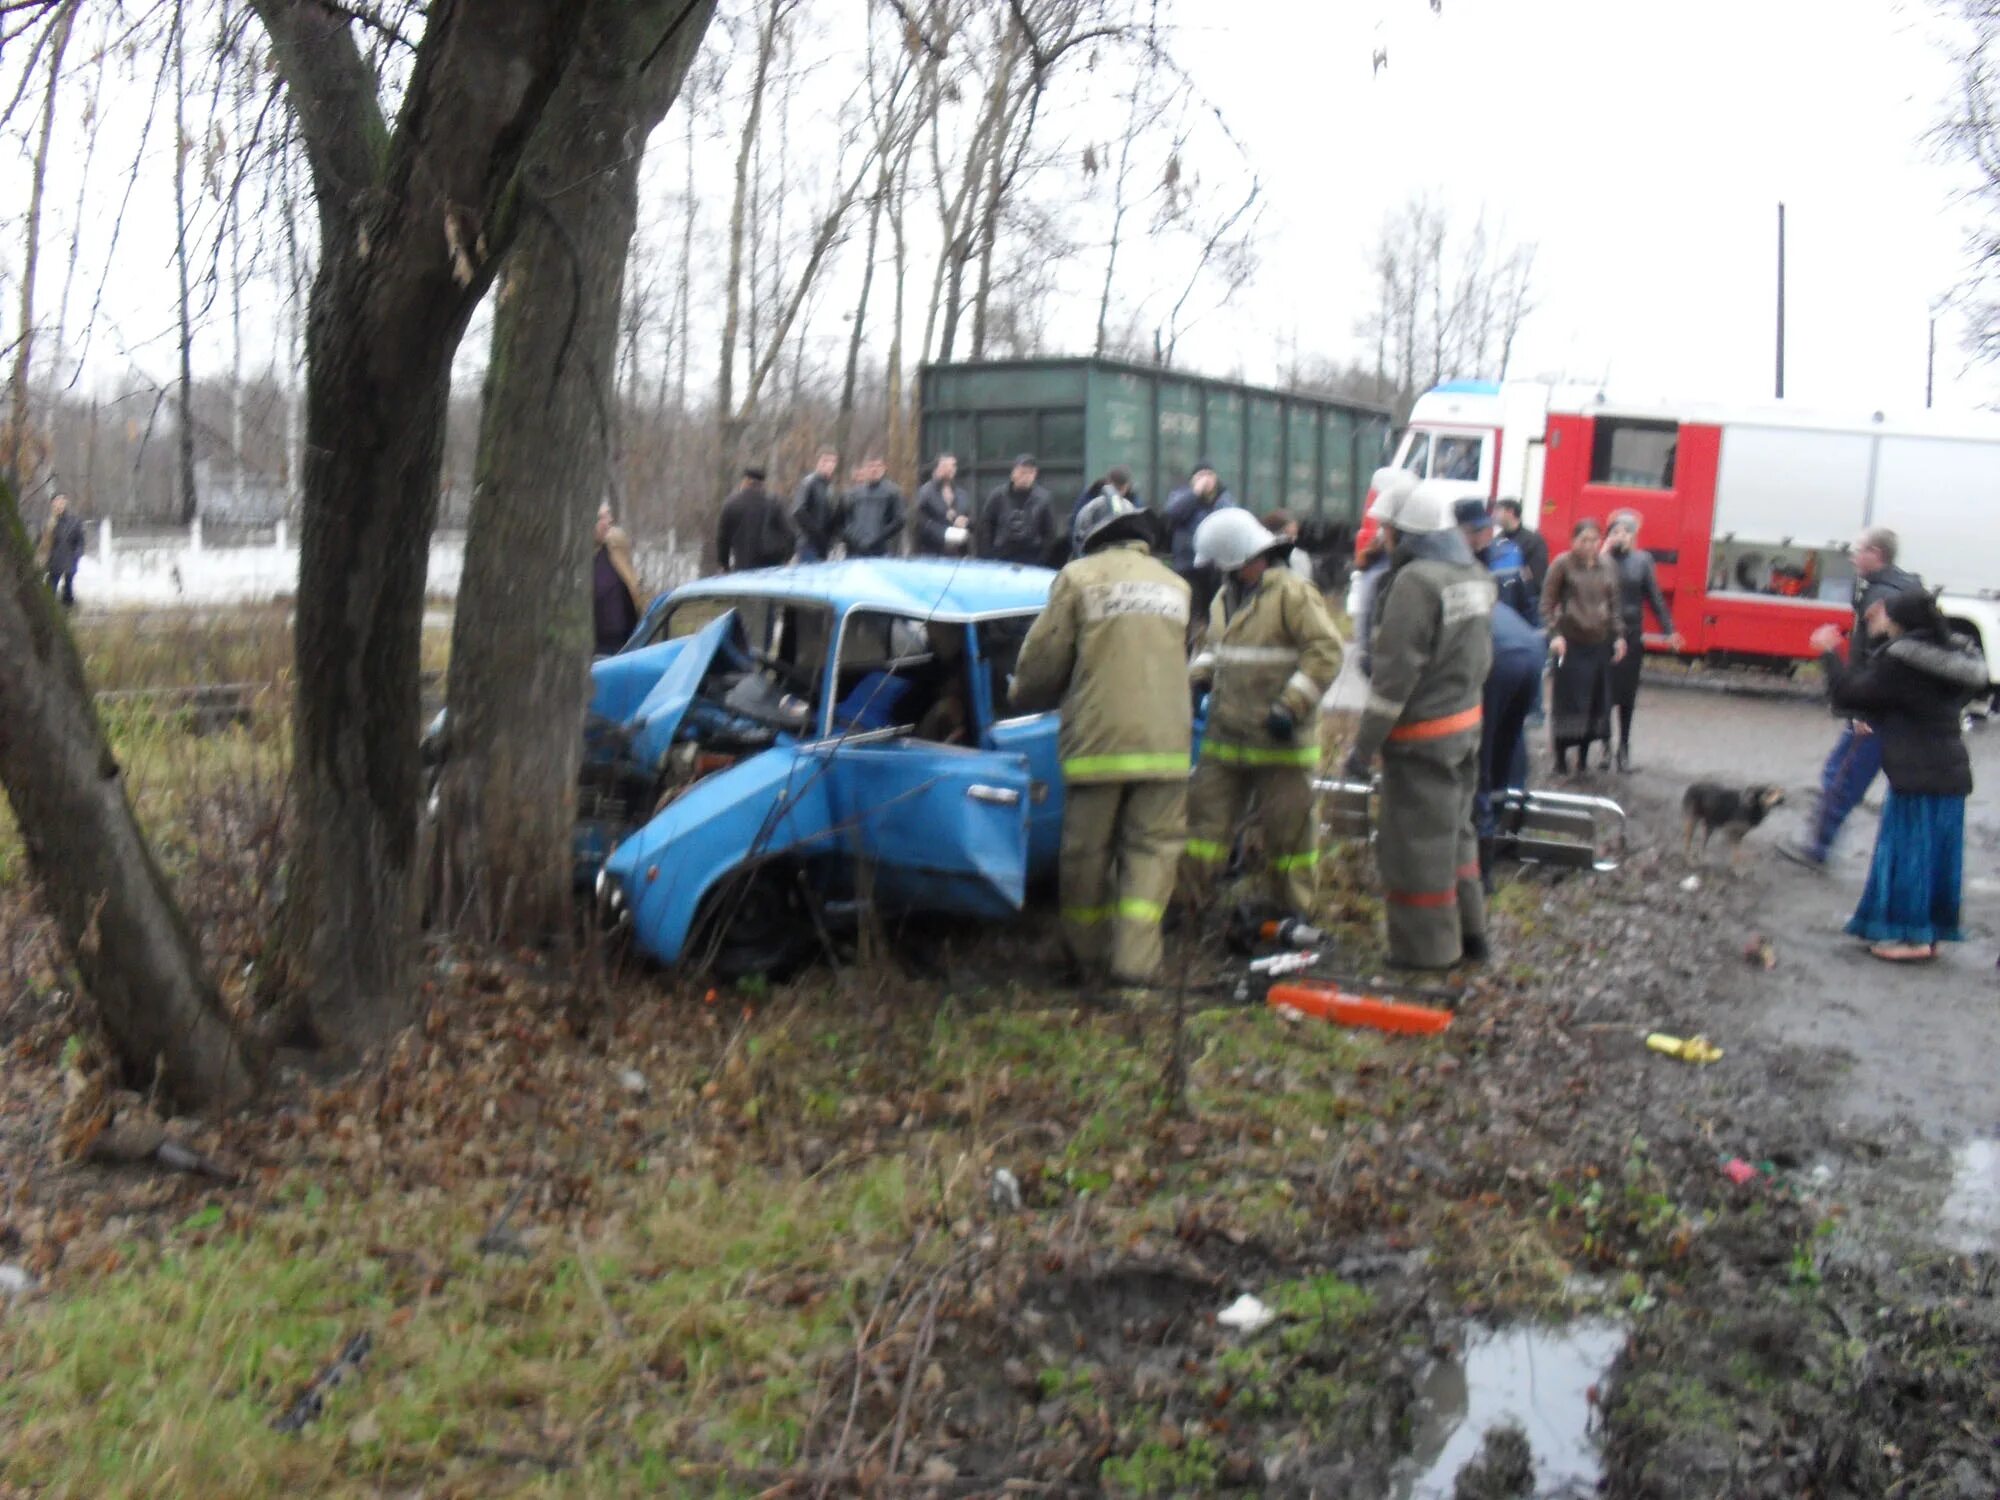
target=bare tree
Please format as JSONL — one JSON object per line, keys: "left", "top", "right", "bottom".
{"left": 5, "top": 0, "right": 74, "bottom": 500}
{"left": 1354, "top": 194, "right": 1537, "bottom": 423}
{"left": 1938, "top": 2, "right": 2000, "bottom": 366}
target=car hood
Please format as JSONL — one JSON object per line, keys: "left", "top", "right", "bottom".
{"left": 588, "top": 608, "right": 738, "bottom": 768}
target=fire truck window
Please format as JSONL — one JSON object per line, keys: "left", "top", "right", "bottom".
{"left": 1434, "top": 436, "right": 1482, "bottom": 482}
{"left": 1399, "top": 431, "right": 1430, "bottom": 475}
{"left": 1590, "top": 420, "right": 1679, "bottom": 489}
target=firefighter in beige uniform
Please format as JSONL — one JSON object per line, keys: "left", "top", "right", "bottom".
{"left": 1180, "top": 510, "right": 1344, "bottom": 918}
{"left": 1009, "top": 495, "right": 1192, "bottom": 987}
{"left": 1342, "top": 481, "right": 1496, "bottom": 968}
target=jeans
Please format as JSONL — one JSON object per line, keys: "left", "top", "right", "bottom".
{"left": 1808, "top": 722, "right": 1884, "bottom": 860}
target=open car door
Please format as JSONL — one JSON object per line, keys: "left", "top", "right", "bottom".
{"left": 821, "top": 742, "right": 1032, "bottom": 917}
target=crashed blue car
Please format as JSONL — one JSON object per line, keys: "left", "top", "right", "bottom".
{"left": 582, "top": 559, "right": 1064, "bottom": 976}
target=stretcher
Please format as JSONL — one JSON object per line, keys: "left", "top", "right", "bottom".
{"left": 1312, "top": 778, "right": 1628, "bottom": 873}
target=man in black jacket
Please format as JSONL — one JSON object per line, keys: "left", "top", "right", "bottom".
{"left": 913, "top": 453, "right": 970, "bottom": 556}
{"left": 840, "top": 455, "right": 906, "bottom": 558}
{"left": 715, "top": 466, "right": 795, "bottom": 572}
{"left": 791, "top": 449, "right": 840, "bottom": 562}
{"left": 38, "top": 493, "right": 87, "bottom": 607}
{"left": 1495, "top": 498, "right": 1549, "bottom": 595}
{"left": 975, "top": 454, "right": 1056, "bottom": 566}
{"left": 1781, "top": 526, "right": 1925, "bottom": 870}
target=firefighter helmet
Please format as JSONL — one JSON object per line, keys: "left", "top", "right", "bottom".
{"left": 1192, "top": 508, "right": 1282, "bottom": 572}
{"left": 1074, "top": 492, "right": 1151, "bottom": 555}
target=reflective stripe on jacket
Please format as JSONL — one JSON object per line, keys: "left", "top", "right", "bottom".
{"left": 1351, "top": 537, "right": 1496, "bottom": 764}
{"left": 1009, "top": 541, "right": 1193, "bottom": 783}
{"left": 1189, "top": 565, "right": 1343, "bottom": 766}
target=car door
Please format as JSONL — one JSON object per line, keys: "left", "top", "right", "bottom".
{"left": 820, "top": 741, "right": 1033, "bottom": 917}
{"left": 971, "top": 613, "right": 1064, "bottom": 877}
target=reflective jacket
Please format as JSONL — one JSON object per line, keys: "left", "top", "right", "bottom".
{"left": 1009, "top": 541, "right": 1193, "bottom": 784}
{"left": 1350, "top": 531, "right": 1497, "bottom": 764}
{"left": 1189, "top": 565, "right": 1343, "bottom": 768}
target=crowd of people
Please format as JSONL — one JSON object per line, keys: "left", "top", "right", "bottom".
{"left": 592, "top": 449, "right": 1982, "bottom": 988}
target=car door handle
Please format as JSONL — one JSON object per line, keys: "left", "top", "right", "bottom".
{"left": 966, "top": 784, "right": 1022, "bottom": 806}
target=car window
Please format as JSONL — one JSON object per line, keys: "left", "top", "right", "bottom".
{"left": 831, "top": 611, "right": 978, "bottom": 743}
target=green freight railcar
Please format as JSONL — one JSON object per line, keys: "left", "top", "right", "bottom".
{"left": 917, "top": 358, "right": 1393, "bottom": 528}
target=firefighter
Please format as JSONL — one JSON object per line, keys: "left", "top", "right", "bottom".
{"left": 1342, "top": 481, "right": 1497, "bottom": 968}
{"left": 1181, "top": 509, "right": 1344, "bottom": 920}
{"left": 1009, "top": 494, "right": 1192, "bottom": 989}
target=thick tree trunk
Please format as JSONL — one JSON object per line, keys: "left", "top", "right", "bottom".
{"left": 251, "top": 0, "right": 590, "bottom": 1051}
{"left": 436, "top": 0, "right": 713, "bottom": 947}
{"left": 0, "top": 491, "right": 255, "bottom": 1111}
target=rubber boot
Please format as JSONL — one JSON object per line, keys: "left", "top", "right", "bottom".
{"left": 1615, "top": 741, "right": 1633, "bottom": 774}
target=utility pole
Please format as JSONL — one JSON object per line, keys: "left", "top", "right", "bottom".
{"left": 1774, "top": 202, "right": 1786, "bottom": 400}
{"left": 1926, "top": 315, "right": 1937, "bottom": 410}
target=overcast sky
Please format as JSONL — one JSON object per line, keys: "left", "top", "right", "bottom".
{"left": 1167, "top": 0, "right": 1985, "bottom": 412}
{"left": 7, "top": 0, "right": 1989, "bottom": 421}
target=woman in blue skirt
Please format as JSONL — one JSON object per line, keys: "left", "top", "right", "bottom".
{"left": 1812, "top": 591, "right": 1985, "bottom": 962}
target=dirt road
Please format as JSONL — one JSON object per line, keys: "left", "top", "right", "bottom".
{"left": 1625, "top": 683, "right": 1997, "bottom": 1139}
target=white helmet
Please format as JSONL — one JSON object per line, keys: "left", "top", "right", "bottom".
{"left": 1390, "top": 479, "right": 1460, "bottom": 536}
{"left": 1192, "top": 508, "right": 1281, "bottom": 572}
{"left": 1367, "top": 466, "right": 1417, "bottom": 528}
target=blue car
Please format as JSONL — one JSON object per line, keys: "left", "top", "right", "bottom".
{"left": 582, "top": 559, "right": 1065, "bottom": 976}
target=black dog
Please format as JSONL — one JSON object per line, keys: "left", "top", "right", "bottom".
{"left": 1682, "top": 782, "right": 1787, "bottom": 865}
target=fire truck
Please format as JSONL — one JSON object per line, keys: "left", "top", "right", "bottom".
{"left": 1370, "top": 379, "right": 2000, "bottom": 694}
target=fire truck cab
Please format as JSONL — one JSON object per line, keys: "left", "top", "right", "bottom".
{"left": 1376, "top": 379, "right": 2000, "bottom": 692}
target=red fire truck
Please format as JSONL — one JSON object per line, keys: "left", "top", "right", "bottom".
{"left": 1368, "top": 379, "right": 2000, "bottom": 693}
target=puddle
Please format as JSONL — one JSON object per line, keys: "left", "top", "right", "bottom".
{"left": 1940, "top": 1139, "right": 2000, "bottom": 1254}
{"left": 1392, "top": 1321, "right": 1625, "bottom": 1500}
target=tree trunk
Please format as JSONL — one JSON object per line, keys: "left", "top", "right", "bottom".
{"left": 719, "top": 0, "right": 785, "bottom": 490}
{"left": 836, "top": 185, "right": 884, "bottom": 463}
{"left": 251, "top": 0, "right": 590, "bottom": 1051}
{"left": 172, "top": 0, "right": 200, "bottom": 527}
{"left": 436, "top": 0, "right": 714, "bottom": 948}
{"left": 0, "top": 489, "right": 256, "bottom": 1111}
{"left": 8, "top": 2, "right": 75, "bottom": 499}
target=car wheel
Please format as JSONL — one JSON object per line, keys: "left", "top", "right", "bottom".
{"left": 697, "top": 865, "right": 820, "bottom": 980}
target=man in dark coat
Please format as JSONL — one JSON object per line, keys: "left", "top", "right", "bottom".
{"left": 791, "top": 449, "right": 840, "bottom": 562}
{"left": 1495, "top": 498, "right": 1549, "bottom": 595}
{"left": 975, "top": 454, "right": 1057, "bottom": 565}
{"left": 1164, "top": 461, "right": 1239, "bottom": 624}
{"left": 913, "top": 453, "right": 970, "bottom": 556}
{"left": 839, "top": 455, "right": 906, "bottom": 558}
{"left": 38, "top": 493, "right": 86, "bottom": 607}
{"left": 1781, "top": 525, "right": 1926, "bottom": 869}
{"left": 714, "top": 466, "right": 795, "bottom": 573}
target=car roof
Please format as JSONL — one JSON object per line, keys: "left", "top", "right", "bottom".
{"left": 671, "top": 558, "right": 1054, "bottom": 620}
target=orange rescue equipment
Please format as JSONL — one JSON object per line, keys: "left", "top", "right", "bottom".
{"left": 1266, "top": 980, "right": 1453, "bottom": 1036}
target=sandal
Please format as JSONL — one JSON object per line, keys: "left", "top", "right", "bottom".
{"left": 1867, "top": 942, "right": 1937, "bottom": 963}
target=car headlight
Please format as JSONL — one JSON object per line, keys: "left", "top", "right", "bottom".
{"left": 595, "top": 867, "right": 626, "bottom": 918}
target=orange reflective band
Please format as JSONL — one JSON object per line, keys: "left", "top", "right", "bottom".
{"left": 1387, "top": 888, "right": 1459, "bottom": 909}
{"left": 1456, "top": 862, "right": 1482, "bottom": 881}
{"left": 1387, "top": 705, "right": 1483, "bottom": 743}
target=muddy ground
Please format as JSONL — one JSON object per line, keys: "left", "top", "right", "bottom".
{"left": 0, "top": 671, "right": 1994, "bottom": 1497}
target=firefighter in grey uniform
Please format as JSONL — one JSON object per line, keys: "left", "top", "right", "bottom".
{"left": 1343, "top": 481, "right": 1497, "bottom": 968}
{"left": 1010, "top": 494, "right": 1192, "bottom": 988}
{"left": 1181, "top": 509, "right": 1344, "bottom": 919}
